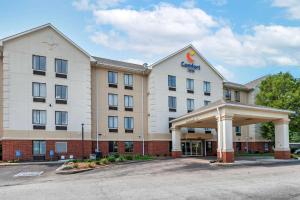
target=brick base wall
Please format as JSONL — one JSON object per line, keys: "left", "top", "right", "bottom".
{"left": 2, "top": 140, "right": 92, "bottom": 161}
{"left": 233, "top": 142, "right": 273, "bottom": 153}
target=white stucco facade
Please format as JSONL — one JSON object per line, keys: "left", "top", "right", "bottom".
{"left": 1, "top": 26, "right": 91, "bottom": 139}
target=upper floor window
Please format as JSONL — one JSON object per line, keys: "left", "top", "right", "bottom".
{"left": 124, "top": 74, "right": 133, "bottom": 89}
{"left": 234, "top": 91, "right": 240, "bottom": 102}
{"left": 55, "top": 59, "right": 68, "bottom": 78}
{"left": 55, "top": 111, "right": 68, "bottom": 127}
{"left": 124, "top": 117, "right": 134, "bottom": 133}
{"left": 55, "top": 85, "right": 68, "bottom": 104}
{"left": 187, "top": 98, "right": 194, "bottom": 112}
{"left": 32, "top": 82, "right": 46, "bottom": 102}
{"left": 203, "top": 81, "right": 211, "bottom": 96}
{"left": 108, "top": 116, "right": 118, "bottom": 132}
{"left": 108, "top": 71, "right": 118, "bottom": 87}
{"left": 124, "top": 95, "right": 133, "bottom": 111}
{"left": 204, "top": 100, "right": 211, "bottom": 106}
{"left": 224, "top": 88, "right": 231, "bottom": 100}
{"left": 168, "top": 96, "right": 177, "bottom": 112}
{"left": 32, "top": 110, "right": 46, "bottom": 129}
{"left": 168, "top": 75, "right": 176, "bottom": 91}
{"left": 186, "top": 79, "right": 194, "bottom": 93}
{"left": 235, "top": 126, "right": 241, "bottom": 136}
{"left": 32, "top": 55, "right": 46, "bottom": 75}
{"left": 108, "top": 93, "right": 118, "bottom": 110}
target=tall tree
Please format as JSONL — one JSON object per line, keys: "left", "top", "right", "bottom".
{"left": 256, "top": 72, "right": 300, "bottom": 142}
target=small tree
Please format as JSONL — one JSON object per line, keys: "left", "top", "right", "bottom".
{"left": 256, "top": 72, "right": 300, "bottom": 142}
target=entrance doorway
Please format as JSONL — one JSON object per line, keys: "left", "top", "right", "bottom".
{"left": 33, "top": 140, "right": 46, "bottom": 161}
{"left": 181, "top": 141, "right": 203, "bottom": 156}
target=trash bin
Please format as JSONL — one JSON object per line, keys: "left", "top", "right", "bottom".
{"left": 95, "top": 151, "right": 102, "bottom": 159}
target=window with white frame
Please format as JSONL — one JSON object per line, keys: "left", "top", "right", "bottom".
{"left": 125, "top": 141, "right": 133, "bottom": 153}
{"left": 168, "top": 75, "right": 176, "bottom": 89}
{"left": 55, "top": 85, "right": 68, "bottom": 100}
{"left": 224, "top": 88, "right": 231, "bottom": 100}
{"left": 124, "top": 117, "right": 134, "bottom": 130}
{"left": 55, "top": 111, "right": 68, "bottom": 126}
{"left": 124, "top": 95, "right": 133, "bottom": 108}
{"left": 168, "top": 96, "right": 177, "bottom": 111}
{"left": 124, "top": 74, "right": 133, "bottom": 86}
{"left": 32, "top": 55, "right": 46, "bottom": 71}
{"left": 203, "top": 81, "right": 211, "bottom": 95}
{"left": 187, "top": 98, "right": 194, "bottom": 112}
{"left": 55, "top": 59, "right": 68, "bottom": 74}
{"left": 32, "top": 82, "right": 46, "bottom": 98}
{"left": 32, "top": 110, "right": 46, "bottom": 125}
{"left": 108, "top": 116, "right": 118, "bottom": 129}
{"left": 55, "top": 142, "right": 67, "bottom": 153}
{"left": 235, "top": 126, "right": 241, "bottom": 136}
{"left": 108, "top": 71, "right": 118, "bottom": 84}
{"left": 108, "top": 93, "right": 118, "bottom": 108}
{"left": 186, "top": 78, "right": 194, "bottom": 92}
{"left": 204, "top": 100, "right": 211, "bottom": 106}
{"left": 235, "top": 91, "right": 240, "bottom": 102}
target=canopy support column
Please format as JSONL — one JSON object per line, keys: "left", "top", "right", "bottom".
{"left": 274, "top": 119, "right": 290, "bottom": 159}
{"left": 171, "top": 127, "right": 182, "bottom": 158}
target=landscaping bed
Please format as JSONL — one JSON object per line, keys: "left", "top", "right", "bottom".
{"left": 56, "top": 154, "right": 155, "bottom": 174}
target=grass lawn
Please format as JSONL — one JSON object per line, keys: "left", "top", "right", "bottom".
{"left": 235, "top": 152, "right": 274, "bottom": 157}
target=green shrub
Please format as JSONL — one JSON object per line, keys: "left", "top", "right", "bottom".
{"left": 113, "top": 153, "right": 120, "bottom": 158}
{"left": 116, "top": 155, "right": 126, "bottom": 162}
{"left": 62, "top": 165, "right": 73, "bottom": 170}
{"left": 100, "top": 158, "right": 109, "bottom": 165}
{"left": 95, "top": 160, "right": 101, "bottom": 165}
{"left": 107, "top": 155, "right": 116, "bottom": 162}
{"left": 125, "top": 155, "right": 133, "bottom": 160}
{"left": 73, "top": 163, "right": 79, "bottom": 168}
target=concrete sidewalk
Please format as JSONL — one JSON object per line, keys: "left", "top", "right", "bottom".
{"left": 0, "top": 160, "right": 66, "bottom": 166}
{"left": 211, "top": 158, "right": 300, "bottom": 166}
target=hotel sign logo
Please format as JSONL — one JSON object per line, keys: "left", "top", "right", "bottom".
{"left": 181, "top": 50, "right": 200, "bottom": 72}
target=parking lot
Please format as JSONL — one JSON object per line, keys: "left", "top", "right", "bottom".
{"left": 0, "top": 158, "right": 300, "bottom": 200}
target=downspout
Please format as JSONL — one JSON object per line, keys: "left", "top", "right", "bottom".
{"left": 217, "top": 107, "right": 222, "bottom": 160}
{"left": 141, "top": 70, "right": 145, "bottom": 156}
{"left": 96, "top": 69, "right": 99, "bottom": 152}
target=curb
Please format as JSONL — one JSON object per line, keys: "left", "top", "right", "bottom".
{"left": 0, "top": 160, "right": 66, "bottom": 166}
{"left": 210, "top": 159, "right": 300, "bottom": 167}
{"left": 56, "top": 167, "right": 94, "bottom": 175}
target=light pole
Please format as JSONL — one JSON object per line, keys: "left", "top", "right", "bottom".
{"left": 81, "top": 123, "right": 84, "bottom": 160}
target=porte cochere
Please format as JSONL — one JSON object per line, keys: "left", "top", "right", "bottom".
{"left": 170, "top": 100, "right": 293, "bottom": 163}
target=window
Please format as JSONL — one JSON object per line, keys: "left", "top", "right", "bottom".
{"left": 32, "top": 110, "right": 46, "bottom": 125}
{"left": 203, "top": 81, "right": 211, "bottom": 95}
{"left": 124, "top": 141, "right": 133, "bottom": 153}
{"left": 186, "top": 79, "right": 194, "bottom": 93}
{"left": 32, "top": 55, "right": 46, "bottom": 72}
{"left": 235, "top": 126, "right": 241, "bottom": 136}
{"left": 108, "top": 93, "right": 118, "bottom": 110}
{"left": 205, "top": 128, "right": 212, "bottom": 133}
{"left": 33, "top": 141, "right": 46, "bottom": 155}
{"left": 204, "top": 100, "right": 211, "bottom": 106}
{"left": 187, "top": 128, "right": 195, "bottom": 133}
{"left": 168, "top": 75, "right": 176, "bottom": 90}
{"left": 124, "top": 117, "right": 134, "bottom": 133}
{"left": 55, "top": 85, "right": 68, "bottom": 103}
{"left": 124, "top": 95, "right": 133, "bottom": 111}
{"left": 168, "top": 96, "right": 176, "bottom": 112}
{"left": 187, "top": 98, "right": 194, "bottom": 112}
{"left": 264, "top": 143, "right": 269, "bottom": 152}
{"left": 108, "top": 116, "right": 118, "bottom": 132}
{"left": 109, "top": 141, "right": 118, "bottom": 153}
{"left": 55, "top": 111, "right": 68, "bottom": 128}
{"left": 55, "top": 142, "right": 67, "bottom": 153}
{"left": 224, "top": 89, "right": 231, "bottom": 100}
{"left": 55, "top": 59, "right": 68, "bottom": 77}
{"left": 32, "top": 82, "right": 46, "bottom": 102}
{"left": 236, "top": 142, "right": 242, "bottom": 152}
{"left": 235, "top": 91, "right": 240, "bottom": 102}
{"left": 108, "top": 71, "right": 118, "bottom": 87}
{"left": 206, "top": 141, "right": 212, "bottom": 153}
{"left": 124, "top": 74, "right": 133, "bottom": 89}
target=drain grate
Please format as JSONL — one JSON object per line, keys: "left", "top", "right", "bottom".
{"left": 14, "top": 171, "right": 44, "bottom": 177}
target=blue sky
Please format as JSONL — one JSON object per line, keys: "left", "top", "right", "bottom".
{"left": 0, "top": 0, "right": 299, "bottom": 83}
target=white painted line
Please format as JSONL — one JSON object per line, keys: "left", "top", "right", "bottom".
{"left": 14, "top": 171, "right": 44, "bottom": 177}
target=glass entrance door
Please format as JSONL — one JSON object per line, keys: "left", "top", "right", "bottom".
{"left": 181, "top": 141, "right": 203, "bottom": 156}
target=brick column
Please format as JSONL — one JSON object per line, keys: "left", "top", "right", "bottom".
{"left": 274, "top": 119, "right": 290, "bottom": 159}
{"left": 171, "top": 127, "right": 182, "bottom": 158}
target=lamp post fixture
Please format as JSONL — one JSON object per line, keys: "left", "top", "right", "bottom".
{"left": 81, "top": 123, "right": 84, "bottom": 160}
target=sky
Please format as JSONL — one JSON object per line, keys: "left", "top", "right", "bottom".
{"left": 0, "top": 0, "right": 299, "bottom": 83}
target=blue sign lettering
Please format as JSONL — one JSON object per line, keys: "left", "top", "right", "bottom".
{"left": 181, "top": 61, "right": 200, "bottom": 72}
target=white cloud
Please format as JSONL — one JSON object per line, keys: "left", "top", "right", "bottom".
{"left": 272, "top": 0, "right": 300, "bottom": 20}
{"left": 75, "top": 1, "right": 300, "bottom": 79}
{"left": 72, "top": 0, "right": 123, "bottom": 11}
{"left": 215, "top": 65, "right": 234, "bottom": 80}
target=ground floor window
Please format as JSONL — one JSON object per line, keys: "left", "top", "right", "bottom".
{"left": 169, "top": 141, "right": 172, "bottom": 153}
{"left": 125, "top": 141, "right": 133, "bottom": 153}
{"left": 55, "top": 142, "right": 67, "bottom": 153}
{"left": 33, "top": 141, "right": 46, "bottom": 155}
{"left": 109, "top": 141, "right": 118, "bottom": 153}
{"left": 206, "top": 141, "right": 212, "bottom": 153}
{"left": 236, "top": 142, "right": 241, "bottom": 152}
{"left": 264, "top": 143, "right": 269, "bottom": 152}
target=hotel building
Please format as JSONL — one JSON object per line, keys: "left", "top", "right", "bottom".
{"left": 0, "top": 24, "right": 292, "bottom": 162}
